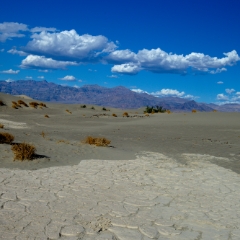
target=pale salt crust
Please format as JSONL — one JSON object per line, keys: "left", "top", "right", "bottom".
{"left": 0, "top": 152, "right": 240, "bottom": 239}
{"left": 0, "top": 119, "right": 28, "bottom": 129}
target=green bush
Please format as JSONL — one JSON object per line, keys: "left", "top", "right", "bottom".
{"left": 144, "top": 105, "right": 167, "bottom": 113}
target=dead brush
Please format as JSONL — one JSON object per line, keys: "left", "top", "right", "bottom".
{"left": 29, "top": 102, "right": 39, "bottom": 108}
{"left": 166, "top": 110, "right": 171, "bottom": 114}
{"left": 0, "top": 123, "right": 4, "bottom": 129}
{"left": 83, "top": 136, "right": 111, "bottom": 147}
{"left": 0, "top": 132, "right": 14, "bottom": 144}
{"left": 12, "top": 101, "right": 21, "bottom": 109}
{"left": 39, "top": 103, "right": 47, "bottom": 107}
{"left": 112, "top": 113, "right": 117, "bottom": 117}
{"left": 122, "top": 112, "right": 129, "bottom": 117}
{"left": 44, "top": 114, "right": 49, "bottom": 118}
{"left": 66, "top": 109, "right": 72, "bottom": 114}
{"left": 0, "top": 100, "right": 6, "bottom": 106}
{"left": 192, "top": 109, "right": 197, "bottom": 113}
{"left": 40, "top": 131, "right": 46, "bottom": 138}
{"left": 17, "top": 100, "right": 28, "bottom": 107}
{"left": 11, "top": 142, "right": 36, "bottom": 161}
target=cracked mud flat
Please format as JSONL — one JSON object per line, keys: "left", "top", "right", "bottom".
{"left": 1, "top": 152, "right": 240, "bottom": 240}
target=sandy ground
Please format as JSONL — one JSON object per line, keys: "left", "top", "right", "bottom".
{"left": 0, "top": 92, "right": 240, "bottom": 239}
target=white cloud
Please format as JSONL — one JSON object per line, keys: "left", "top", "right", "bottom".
{"left": 109, "top": 48, "right": 240, "bottom": 75}
{"left": 217, "top": 94, "right": 229, "bottom": 100}
{"left": 1, "top": 69, "right": 20, "bottom": 74}
{"left": 78, "top": 79, "right": 83, "bottom": 82}
{"left": 107, "top": 74, "right": 118, "bottom": 78}
{"left": 217, "top": 81, "right": 224, "bottom": 84}
{"left": 8, "top": 48, "right": 27, "bottom": 56}
{"left": 236, "top": 92, "right": 240, "bottom": 95}
{"left": 58, "top": 75, "right": 76, "bottom": 81}
{"left": 38, "top": 69, "right": 49, "bottom": 72}
{"left": 5, "top": 78, "right": 14, "bottom": 82}
{"left": 26, "top": 76, "right": 32, "bottom": 79}
{"left": 0, "top": 22, "right": 28, "bottom": 42}
{"left": 111, "top": 63, "right": 141, "bottom": 75}
{"left": 225, "top": 88, "right": 235, "bottom": 94}
{"left": 73, "top": 85, "right": 80, "bottom": 88}
{"left": 38, "top": 76, "right": 44, "bottom": 79}
{"left": 20, "top": 55, "right": 78, "bottom": 70}
{"left": 131, "top": 89, "right": 148, "bottom": 94}
{"left": 210, "top": 68, "right": 227, "bottom": 74}
{"left": 24, "top": 30, "right": 117, "bottom": 62}
{"left": 31, "top": 27, "right": 57, "bottom": 33}
{"left": 151, "top": 89, "right": 185, "bottom": 97}
{"left": 0, "top": 49, "right": 4, "bottom": 52}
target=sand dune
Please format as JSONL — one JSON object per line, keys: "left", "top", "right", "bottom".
{"left": 0, "top": 92, "right": 240, "bottom": 239}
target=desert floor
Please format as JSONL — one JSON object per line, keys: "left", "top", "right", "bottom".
{"left": 0, "top": 92, "right": 240, "bottom": 239}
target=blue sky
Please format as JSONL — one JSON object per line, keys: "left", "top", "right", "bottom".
{"left": 0, "top": 0, "right": 240, "bottom": 104}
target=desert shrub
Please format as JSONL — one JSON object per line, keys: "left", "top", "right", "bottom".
{"left": 12, "top": 101, "right": 21, "bottom": 108}
{"left": 0, "top": 132, "right": 14, "bottom": 144}
{"left": 166, "top": 110, "right": 171, "bottom": 114}
{"left": 144, "top": 105, "right": 166, "bottom": 113}
{"left": 102, "top": 107, "right": 106, "bottom": 111}
{"left": 81, "top": 105, "right": 86, "bottom": 108}
{"left": 44, "top": 114, "right": 49, "bottom": 118}
{"left": 123, "top": 112, "right": 129, "bottom": 117}
{"left": 83, "top": 136, "right": 111, "bottom": 147}
{"left": 12, "top": 104, "right": 18, "bottom": 109}
{"left": 39, "top": 103, "right": 47, "bottom": 107}
{"left": 17, "top": 100, "right": 28, "bottom": 107}
{"left": 0, "top": 124, "right": 4, "bottom": 128}
{"left": 11, "top": 143, "right": 36, "bottom": 161}
{"left": 213, "top": 109, "right": 217, "bottom": 112}
{"left": 29, "top": 102, "right": 39, "bottom": 108}
{"left": 192, "top": 109, "right": 197, "bottom": 113}
{"left": 0, "top": 100, "right": 5, "bottom": 106}
{"left": 40, "top": 131, "right": 45, "bottom": 138}
{"left": 91, "top": 106, "right": 95, "bottom": 110}
{"left": 112, "top": 113, "right": 117, "bottom": 117}
{"left": 66, "top": 109, "right": 72, "bottom": 114}
{"left": 145, "top": 113, "right": 149, "bottom": 117}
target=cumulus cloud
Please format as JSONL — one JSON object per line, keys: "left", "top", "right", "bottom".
{"left": 5, "top": 78, "right": 14, "bottom": 82}
{"left": 24, "top": 30, "right": 117, "bottom": 62}
{"left": 107, "top": 74, "right": 118, "bottom": 78}
{"left": 217, "top": 94, "right": 229, "bottom": 101}
{"left": 111, "top": 63, "right": 141, "bottom": 75}
{"left": 225, "top": 88, "right": 235, "bottom": 94}
{"left": 1, "top": 69, "right": 20, "bottom": 74}
{"left": 31, "top": 27, "right": 57, "bottom": 33}
{"left": 151, "top": 89, "right": 185, "bottom": 97}
{"left": 8, "top": 48, "right": 27, "bottom": 56}
{"left": 0, "top": 22, "right": 28, "bottom": 42}
{"left": 109, "top": 48, "right": 240, "bottom": 75}
{"left": 38, "top": 76, "right": 44, "bottom": 79}
{"left": 39, "top": 69, "right": 49, "bottom": 72}
{"left": 26, "top": 76, "right": 32, "bottom": 79}
{"left": 20, "top": 55, "right": 78, "bottom": 70}
{"left": 58, "top": 75, "right": 76, "bottom": 81}
{"left": 217, "top": 81, "right": 224, "bottom": 84}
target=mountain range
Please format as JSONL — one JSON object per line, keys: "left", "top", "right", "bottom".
{"left": 0, "top": 80, "right": 239, "bottom": 112}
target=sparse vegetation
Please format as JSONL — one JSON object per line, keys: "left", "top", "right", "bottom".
{"left": 213, "top": 110, "right": 217, "bottom": 112}
{"left": 0, "top": 124, "right": 4, "bottom": 129}
{"left": 29, "top": 102, "right": 39, "bottom": 108}
{"left": 81, "top": 105, "right": 86, "bottom": 108}
{"left": 102, "top": 107, "right": 107, "bottom": 111}
{"left": 192, "top": 109, "right": 197, "bottom": 113}
{"left": 166, "top": 110, "right": 171, "bottom": 114}
{"left": 0, "top": 132, "right": 14, "bottom": 144}
{"left": 83, "top": 136, "right": 111, "bottom": 146}
{"left": 112, "top": 113, "right": 117, "bottom": 117}
{"left": 144, "top": 106, "right": 167, "bottom": 113}
{"left": 39, "top": 103, "right": 47, "bottom": 107}
{"left": 91, "top": 106, "right": 95, "bottom": 110}
{"left": 0, "top": 100, "right": 6, "bottom": 106}
{"left": 40, "top": 131, "right": 46, "bottom": 138}
{"left": 11, "top": 143, "right": 36, "bottom": 161}
{"left": 12, "top": 101, "right": 21, "bottom": 109}
{"left": 123, "top": 112, "right": 129, "bottom": 117}
{"left": 44, "top": 114, "right": 49, "bottom": 118}
{"left": 66, "top": 109, "right": 72, "bottom": 114}
{"left": 17, "top": 100, "right": 28, "bottom": 107}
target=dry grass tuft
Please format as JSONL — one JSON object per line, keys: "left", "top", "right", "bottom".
{"left": 29, "top": 102, "right": 39, "bottom": 108}
{"left": 0, "top": 100, "right": 5, "bottom": 106}
{"left": 213, "top": 109, "right": 217, "bottom": 112}
{"left": 66, "top": 109, "right": 72, "bottom": 114}
{"left": 145, "top": 113, "right": 149, "bottom": 117}
{"left": 40, "top": 131, "right": 46, "bottom": 138}
{"left": 12, "top": 101, "right": 21, "bottom": 109}
{"left": 112, "top": 113, "right": 117, "bottom": 117}
{"left": 123, "top": 112, "right": 129, "bottom": 117}
{"left": 83, "top": 136, "right": 111, "bottom": 147}
{"left": 166, "top": 110, "right": 171, "bottom": 114}
{"left": 192, "top": 109, "right": 197, "bottom": 113}
{"left": 11, "top": 143, "right": 36, "bottom": 161}
{"left": 39, "top": 103, "right": 47, "bottom": 107}
{"left": 44, "top": 114, "right": 49, "bottom": 118}
{"left": 17, "top": 100, "right": 28, "bottom": 107}
{"left": 0, "top": 132, "right": 14, "bottom": 144}
{"left": 0, "top": 123, "right": 4, "bottom": 128}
